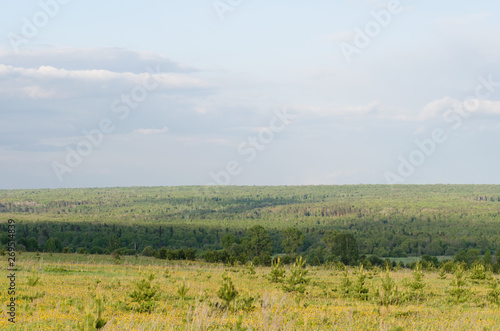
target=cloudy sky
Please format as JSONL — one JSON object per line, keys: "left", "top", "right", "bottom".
{"left": 1, "top": 0, "right": 500, "bottom": 189}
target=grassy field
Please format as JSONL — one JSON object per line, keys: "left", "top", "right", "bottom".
{"left": 2, "top": 253, "right": 499, "bottom": 330}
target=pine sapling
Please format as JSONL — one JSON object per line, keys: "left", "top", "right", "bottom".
{"left": 378, "top": 267, "right": 398, "bottom": 306}
{"left": 438, "top": 267, "right": 447, "bottom": 280}
{"left": 268, "top": 257, "right": 285, "bottom": 283}
{"left": 486, "top": 279, "right": 500, "bottom": 305}
{"left": 217, "top": 272, "right": 238, "bottom": 310}
{"left": 352, "top": 265, "right": 369, "bottom": 301}
{"left": 282, "top": 256, "right": 310, "bottom": 294}
{"left": 340, "top": 269, "right": 352, "bottom": 297}
{"left": 447, "top": 265, "right": 471, "bottom": 305}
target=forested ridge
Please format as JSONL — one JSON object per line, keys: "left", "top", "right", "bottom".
{"left": 1, "top": 185, "right": 500, "bottom": 265}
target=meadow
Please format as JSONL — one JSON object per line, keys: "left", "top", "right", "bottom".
{"left": 2, "top": 252, "right": 499, "bottom": 330}
{"left": 2, "top": 185, "right": 500, "bottom": 330}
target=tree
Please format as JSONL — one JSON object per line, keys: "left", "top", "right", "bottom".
{"left": 454, "top": 249, "right": 480, "bottom": 267}
{"left": 484, "top": 250, "right": 492, "bottom": 266}
{"left": 44, "top": 238, "right": 62, "bottom": 253}
{"left": 220, "top": 233, "right": 237, "bottom": 249}
{"left": 108, "top": 235, "right": 121, "bottom": 252}
{"left": 26, "top": 237, "right": 39, "bottom": 252}
{"left": 322, "top": 231, "right": 359, "bottom": 264}
{"left": 281, "top": 228, "right": 304, "bottom": 255}
{"left": 246, "top": 225, "right": 272, "bottom": 258}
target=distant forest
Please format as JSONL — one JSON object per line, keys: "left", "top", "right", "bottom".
{"left": 1, "top": 185, "right": 500, "bottom": 267}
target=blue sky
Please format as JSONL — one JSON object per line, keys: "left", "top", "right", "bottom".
{"left": 1, "top": 0, "right": 500, "bottom": 189}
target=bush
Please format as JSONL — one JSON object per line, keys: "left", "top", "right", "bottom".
{"left": 368, "top": 255, "right": 384, "bottom": 267}
{"left": 259, "top": 253, "right": 271, "bottom": 266}
{"left": 238, "top": 253, "right": 248, "bottom": 265}
{"left": 121, "top": 249, "right": 137, "bottom": 256}
{"left": 76, "top": 247, "right": 88, "bottom": 254}
{"left": 439, "top": 261, "right": 455, "bottom": 273}
{"left": 281, "top": 255, "right": 293, "bottom": 265}
{"left": 177, "top": 248, "right": 186, "bottom": 260}
{"left": 90, "top": 247, "right": 104, "bottom": 255}
{"left": 186, "top": 248, "right": 196, "bottom": 261}
{"left": 166, "top": 249, "right": 178, "bottom": 260}
{"left": 493, "top": 262, "right": 500, "bottom": 274}
{"left": 204, "top": 249, "right": 216, "bottom": 263}
{"left": 421, "top": 255, "right": 439, "bottom": 266}
{"left": 237, "top": 293, "right": 257, "bottom": 312}
{"left": 252, "top": 256, "right": 260, "bottom": 266}
{"left": 487, "top": 280, "right": 500, "bottom": 305}
{"left": 157, "top": 247, "right": 167, "bottom": 259}
{"left": 469, "top": 263, "right": 487, "bottom": 282}
{"left": 392, "top": 248, "right": 407, "bottom": 258}
{"left": 142, "top": 246, "right": 156, "bottom": 257}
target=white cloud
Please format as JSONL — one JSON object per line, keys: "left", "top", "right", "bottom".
{"left": 295, "top": 101, "right": 380, "bottom": 117}
{"left": 133, "top": 126, "right": 169, "bottom": 135}
{"left": 328, "top": 31, "right": 355, "bottom": 42}
{"left": 416, "top": 97, "right": 500, "bottom": 121}
{"left": 436, "top": 13, "right": 492, "bottom": 26}
{"left": 0, "top": 47, "right": 195, "bottom": 73}
{"left": 174, "top": 136, "right": 233, "bottom": 146}
{"left": 0, "top": 64, "right": 205, "bottom": 99}
{"left": 477, "top": 100, "right": 500, "bottom": 115}
{"left": 418, "top": 97, "right": 457, "bottom": 120}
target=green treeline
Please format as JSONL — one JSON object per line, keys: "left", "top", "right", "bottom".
{"left": 1, "top": 185, "right": 500, "bottom": 265}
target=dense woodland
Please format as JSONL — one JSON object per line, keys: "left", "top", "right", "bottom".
{"left": 1, "top": 185, "right": 500, "bottom": 269}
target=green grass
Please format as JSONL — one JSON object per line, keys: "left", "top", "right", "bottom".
{"left": 2, "top": 253, "right": 499, "bottom": 330}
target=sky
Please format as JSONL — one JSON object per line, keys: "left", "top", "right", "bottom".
{"left": 1, "top": 0, "right": 500, "bottom": 189}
